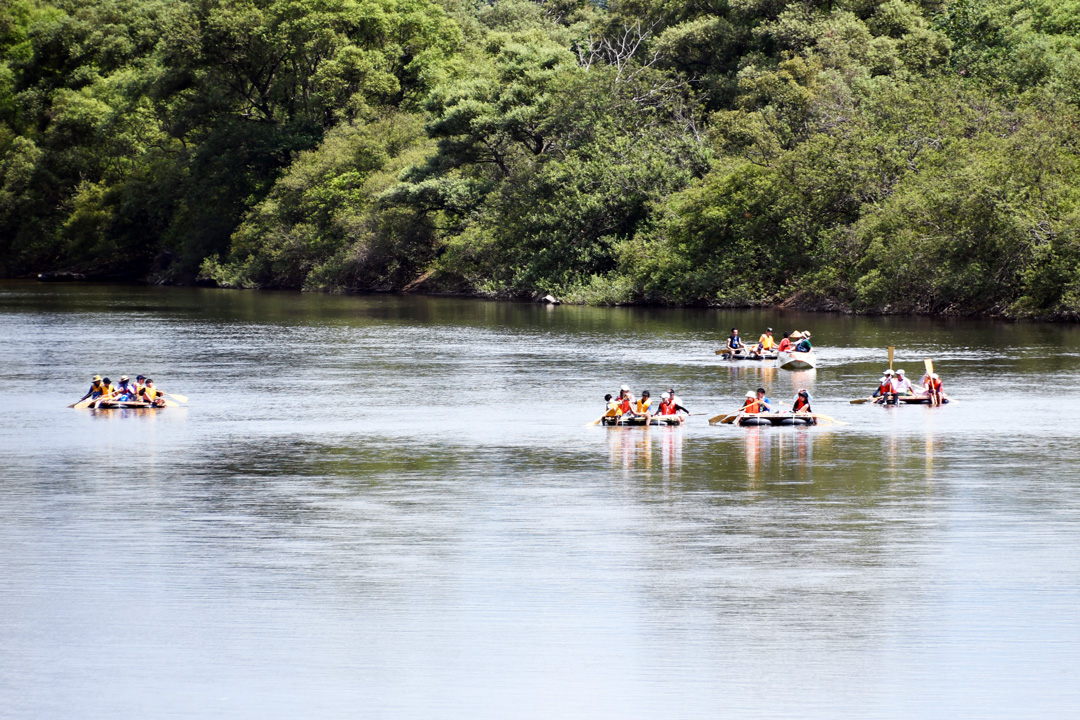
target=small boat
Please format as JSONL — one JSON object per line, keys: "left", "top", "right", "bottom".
{"left": 777, "top": 350, "right": 816, "bottom": 370}
{"left": 602, "top": 415, "right": 684, "bottom": 426}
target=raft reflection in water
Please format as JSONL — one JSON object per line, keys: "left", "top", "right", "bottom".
{"left": 607, "top": 425, "right": 683, "bottom": 475}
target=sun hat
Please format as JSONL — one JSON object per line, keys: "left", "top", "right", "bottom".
{"left": 884, "top": 369, "right": 894, "bottom": 375}
{"left": 931, "top": 373, "right": 939, "bottom": 379}
{"left": 897, "top": 369, "right": 905, "bottom": 376}
{"left": 661, "top": 392, "right": 670, "bottom": 399}
{"left": 120, "top": 375, "right": 129, "bottom": 381}
{"left": 790, "top": 331, "right": 803, "bottom": 340}
{"left": 93, "top": 375, "right": 102, "bottom": 381}
{"left": 766, "top": 327, "right": 773, "bottom": 332}
{"left": 620, "top": 384, "right": 629, "bottom": 392}
{"left": 746, "top": 391, "right": 756, "bottom": 398}
{"left": 802, "top": 331, "right": 811, "bottom": 337}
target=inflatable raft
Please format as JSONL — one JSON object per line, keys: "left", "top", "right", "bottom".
{"left": 602, "top": 415, "right": 684, "bottom": 426}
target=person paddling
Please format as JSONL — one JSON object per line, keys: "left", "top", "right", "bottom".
{"left": 78, "top": 375, "right": 108, "bottom": 403}
{"left": 893, "top": 369, "right": 915, "bottom": 396}
{"left": 791, "top": 389, "right": 817, "bottom": 424}
{"left": 656, "top": 392, "right": 684, "bottom": 423}
{"left": 924, "top": 373, "right": 945, "bottom": 406}
{"left": 666, "top": 388, "right": 689, "bottom": 415}
{"left": 741, "top": 391, "right": 765, "bottom": 413}
{"left": 140, "top": 378, "right": 166, "bottom": 407}
{"left": 873, "top": 370, "right": 899, "bottom": 405}
{"left": 776, "top": 332, "right": 792, "bottom": 352}
{"left": 726, "top": 328, "right": 744, "bottom": 355}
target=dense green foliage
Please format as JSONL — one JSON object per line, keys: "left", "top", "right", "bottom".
{"left": 4, "top": 0, "right": 1080, "bottom": 317}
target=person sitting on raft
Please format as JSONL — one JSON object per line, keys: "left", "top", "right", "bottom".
{"left": 792, "top": 389, "right": 812, "bottom": 413}
{"left": 755, "top": 387, "right": 772, "bottom": 412}
{"left": 604, "top": 394, "right": 620, "bottom": 417}
{"left": 873, "top": 370, "right": 899, "bottom": 404}
{"left": 666, "top": 388, "right": 690, "bottom": 415}
{"left": 741, "top": 390, "right": 767, "bottom": 413}
{"left": 78, "top": 375, "right": 108, "bottom": 403}
{"left": 112, "top": 375, "right": 138, "bottom": 402}
{"left": 616, "top": 385, "right": 639, "bottom": 416}
{"left": 725, "top": 328, "right": 744, "bottom": 355}
{"left": 922, "top": 372, "right": 945, "bottom": 406}
{"left": 750, "top": 328, "right": 776, "bottom": 358}
{"left": 776, "top": 332, "right": 792, "bottom": 352}
{"left": 139, "top": 378, "right": 166, "bottom": 408}
{"left": 892, "top": 369, "right": 915, "bottom": 395}
{"left": 656, "top": 392, "right": 685, "bottom": 423}
{"left": 634, "top": 390, "right": 653, "bottom": 417}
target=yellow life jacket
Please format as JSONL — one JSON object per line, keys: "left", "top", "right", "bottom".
{"left": 759, "top": 334, "right": 775, "bottom": 350}
{"left": 635, "top": 398, "right": 652, "bottom": 414}
{"left": 143, "top": 387, "right": 158, "bottom": 400}
{"left": 605, "top": 401, "right": 621, "bottom": 417}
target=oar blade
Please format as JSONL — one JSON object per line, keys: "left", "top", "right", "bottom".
{"left": 73, "top": 397, "right": 95, "bottom": 409}
{"left": 165, "top": 392, "right": 188, "bottom": 403}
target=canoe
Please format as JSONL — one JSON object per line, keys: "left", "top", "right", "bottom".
{"left": 777, "top": 350, "right": 816, "bottom": 370}
{"left": 602, "top": 415, "right": 684, "bottom": 426}
{"left": 737, "top": 413, "right": 816, "bottom": 427}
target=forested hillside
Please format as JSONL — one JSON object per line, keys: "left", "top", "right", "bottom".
{"left": 3, "top": 0, "right": 1080, "bottom": 317}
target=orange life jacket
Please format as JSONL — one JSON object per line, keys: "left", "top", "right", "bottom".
{"left": 743, "top": 398, "right": 761, "bottom": 414}
{"left": 658, "top": 400, "right": 676, "bottom": 415}
{"left": 619, "top": 398, "right": 632, "bottom": 414}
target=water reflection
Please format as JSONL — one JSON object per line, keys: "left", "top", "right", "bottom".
{"left": 607, "top": 426, "right": 684, "bottom": 478}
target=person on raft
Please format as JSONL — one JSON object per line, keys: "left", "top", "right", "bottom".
{"left": 741, "top": 390, "right": 768, "bottom": 413}
{"left": 78, "top": 375, "right": 109, "bottom": 403}
{"left": 790, "top": 330, "right": 813, "bottom": 352}
{"left": 725, "top": 328, "right": 744, "bottom": 354}
{"left": 634, "top": 390, "right": 654, "bottom": 417}
{"left": 892, "top": 369, "right": 915, "bottom": 396}
{"left": 749, "top": 328, "right": 776, "bottom": 358}
{"left": 776, "top": 332, "right": 792, "bottom": 352}
{"left": 656, "top": 392, "right": 685, "bottom": 422}
{"left": 873, "top": 370, "right": 903, "bottom": 404}
{"left": 920, "top": 372, "right": 946, "bottom": 406}
{"left": 754, "top": 387, "right": 773, "bottom": 412}
{"left": 139, "top": 378, "right": 166, "bottom": 408}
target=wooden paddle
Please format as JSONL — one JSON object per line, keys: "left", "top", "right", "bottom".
{"left": 164, "top": 391, "right": 188, "bottom": 403}
{"left": 801, "top": 412, "right": 848, "bottom": 426}
{"left": 849, "top": 396, "right": 876, "bottom": 404}
{"left": 888, "top": 345, "right": 894, "bottom": 371}
{"left": 72, "top": 396, "right": 98, "bottom": 409}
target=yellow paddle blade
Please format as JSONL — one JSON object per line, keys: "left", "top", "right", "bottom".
{"left": 586, "top": 416, "right": 604, "bottom": 426}
{"left": 165, "top": 392, "right": 188, "bottom": 403}
{"left": 73, "top": 397, "right": 95, "bottom": 409}
{"left": 888, "top": 345, "right": 895, "bottom": 370}
{"left": 163, "top": 399, "right": 180, "bottom": 407}
{"left": 708, "top": 414, "right": 727, "bottom": 425}
{"left": 924, "top": 358, "right": 934, "bottom": 376}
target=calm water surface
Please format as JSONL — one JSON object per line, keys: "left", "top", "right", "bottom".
{"left": 2, "top": 281, "right": 1080, "bottom": 718}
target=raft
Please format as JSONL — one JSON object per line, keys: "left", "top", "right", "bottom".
{"left": 602, "top": 415, "right": 683, "bottom": 426}
{"left": 717, "top": 350, "right": 778, "bottom": 362}
{"left": 777, "top": 350, "right": 817, "bottom": 370}
{"left": 737, "top": 413, "right": 816, "bottom": 427}
{"left": 90, "top": 400, "right": 161, "bottom": 409}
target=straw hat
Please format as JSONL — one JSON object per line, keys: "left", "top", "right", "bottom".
{"left": 790, "top": 331, "right": 803, "bottom": 340}
{"left": 93, "top": 375, "right": 102, "bottom": 381}
{"left": 802, "top": 330, "right": 812, "bottom": 338}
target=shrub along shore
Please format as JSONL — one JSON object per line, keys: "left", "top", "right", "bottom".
{"left": 4, "top": 0, "right": 1080, "bottom": 320}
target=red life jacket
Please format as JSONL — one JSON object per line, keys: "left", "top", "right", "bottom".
{"left": 777, "top": 339, "right": 791, "bottom": 351}
{"left": 619, "top": 398, "right": 632, "bottom": 414}
{"left": 793, "top": 397, "right": 810, "bottom": 412}
{"left": 929, "top": 379, "right": 942, "bottom": 393}
{"left": 658, "top": 400, "right": 676, "bottom": 415}
{"left": 877, "top": 382, "right": 892, "bottom": 395}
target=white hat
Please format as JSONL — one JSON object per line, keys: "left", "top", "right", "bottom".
{"left": 620, "top": 384, "right": 629, "bottom": 392}
{"left": 746, "top": 391, "right": 756, "bottom": 398}
{"left": 931, "top": 373, "right": 939, "bottom": 379}
{"left": 897, "top": 369, "right": 905, "bottom": 376}
{"left": 661, "top": 392, "right": 669, "bottom": 399}
{"left": 884, "top": 369, "right": 894, "bottom": 375}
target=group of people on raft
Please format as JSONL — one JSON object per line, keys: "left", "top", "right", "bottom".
{"left": 738, "top": 387, "right": 816, "bottom": 422}
{"left": 604, "top": 385, "right": 690, "bottom": 423}
{"left": 725, "top": 328, "right": 813, "bottom": 357}
{"left": 870, "top": 369, "right": 947, "bottom": 406}
{"left": 78, "top": 374, "right": 167, "bottom": 407}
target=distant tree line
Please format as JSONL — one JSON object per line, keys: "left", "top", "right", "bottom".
{"left": 3, "top": 0, "right": 1080, "bottom": 317}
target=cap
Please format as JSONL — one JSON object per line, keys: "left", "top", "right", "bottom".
{"left": 620, "top": 384, "right": 629, "bottom": 392}
{"left": 642, "top": 390, "right": 650, "bottom": 397}
{"left": 93, "top": 375, "right": 102, "bottom": 381}
{"left": 931, "top": 373, "right": 939, "bottom": 379}
{"left": 661, "top": 392, "right": 670, "bottom": 399}
{"left": 746, "top": 391, "right": 756, "bottom": 398}
{"left": 897, "top": 369, "right": 905, "bottom": 376}
{"left": 884, "top": 369, "right": 895, "bottom": 375}
{"left": 766, "top": 327, "right": 773, "bottom": 332}
{"left": 136, "top": 374, "right": 145, "bottom": 380}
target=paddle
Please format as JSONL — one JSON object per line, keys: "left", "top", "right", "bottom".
{"left": 888, "top": 345, "right": 894, "bottom": 371}
{"left": 164, "top": 391, "right": 188, "bottom": 403}
{"left": 849, "top": 397, "right": 876, "bottom": 405}
{"left": 801, "top": 412, "right": 848, "bottom": 426}
{"left": 72, "top": 396, "right": 98, "bottom": 409}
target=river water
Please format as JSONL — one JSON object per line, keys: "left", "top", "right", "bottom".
{"left": 2, "top": 281, "right": 1079, "bottom": 718}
